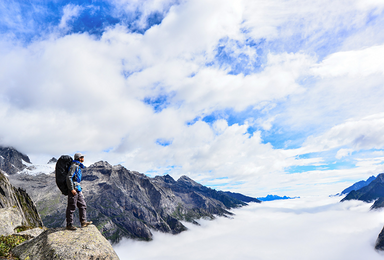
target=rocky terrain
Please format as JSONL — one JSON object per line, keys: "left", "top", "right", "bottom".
{"left": 3, "top": 147, "right": 254, "bottom": 243}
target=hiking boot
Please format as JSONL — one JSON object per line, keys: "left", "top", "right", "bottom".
{"left": 66, "top": 224, "right": 77, "bottom": 231}
{"left": 81, "top": 221, "right": 92, "bottom": 228}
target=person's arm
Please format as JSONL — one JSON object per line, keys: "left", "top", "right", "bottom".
{"left": 66, "top": 164, "right": 77, "bottom": 195}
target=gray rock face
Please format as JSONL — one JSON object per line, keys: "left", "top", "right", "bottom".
{"left": 11, "top": 225, "right": 119, "bottom": 260}
{"left": 0, "top": 170, "right": 43, "bottom": 228}
{"left": 0, "top": 146, "right": 31, "bottom": 175}
{"left": 9, "top": 161, "right": 246, "bottom": 243}
{"left": 0, "top": 207, "right": 23, "bottom": 236}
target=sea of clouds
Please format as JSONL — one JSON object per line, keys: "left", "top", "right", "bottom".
{"left": 114, "top": 197, "right": 384, "bottom": 260}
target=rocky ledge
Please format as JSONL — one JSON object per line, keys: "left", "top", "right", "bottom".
{"left": 11, "top": 225, "right": 119, "bottom": 260}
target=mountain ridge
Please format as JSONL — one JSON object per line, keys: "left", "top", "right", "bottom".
{"left": 341, "top": 173, "right": 384, "bottom": 206}
{"left": 3, "top": 148, "right": 252, "bottom": 243}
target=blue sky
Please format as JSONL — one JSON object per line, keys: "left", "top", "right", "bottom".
{"left": 1, "top": 0, "right": 384, "bottom": 196}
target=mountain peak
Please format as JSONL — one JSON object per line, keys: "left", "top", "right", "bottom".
{"left": 89, "top": 161, "right": 112, "bottom": 168}
{"left": 0, "top": 146, "right": 31, "bottom": 174}
{"left": 47, "top": 157, "right": 57, "bottom": 164}
{"left": 177, "top": 175, "right": 202, "bottom": 187}
{"left": 154, "top": 174, "right": 176, "bottom": 184}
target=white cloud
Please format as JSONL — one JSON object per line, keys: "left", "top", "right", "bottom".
{"left": 111, "top": 0, "right": 181, "bottom": 30}
{"left": 303, "top": 113, "right": 384, "bottom": 154}
{"left": 311, "top": 44, "right": 384, "bottom": 78}
{"left": 58, "top": 4, "right": 83, "bottom": 30}
{"left": 114, "top": 197, "right": 384, "bottom": 260}
{"left": 336, "top": 148, "right": 354, "bottom": 159}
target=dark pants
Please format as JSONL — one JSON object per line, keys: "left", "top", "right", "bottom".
{"left": 66, "top": 191, "right": 87, "bottom": 225}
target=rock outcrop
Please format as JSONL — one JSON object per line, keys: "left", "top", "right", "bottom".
{"left": 0, "top": 170, "right": 43, "bottom": 228}
{"left": 11, "top": 225, "right": 119, "bottom": 260}
{"left": 0, "top": 146, "right": 31, "bottom": 175}
{"left": 0, "top": 207, "right": 23, "bottom": 236}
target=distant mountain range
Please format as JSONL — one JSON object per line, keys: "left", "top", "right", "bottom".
{"left": 223, "top": 191, "right": 261, "bottom": 203}
{"left": 257, "top": 194, "right": 299, "bottom": 201}
{"left": 1, "top": 146, "right": 261, "bottom": 243}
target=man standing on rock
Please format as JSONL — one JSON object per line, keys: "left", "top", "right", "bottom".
{"left": 66, "top": 153, "right": 92, "bottom": 230}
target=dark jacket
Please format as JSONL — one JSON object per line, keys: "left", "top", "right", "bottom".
{"left": 66, "top": 160, "right": 85, "bottom": 192}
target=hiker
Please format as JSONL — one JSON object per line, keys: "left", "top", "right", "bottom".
{"left": 66, "top": 153, "right": 92, "bottom": 230}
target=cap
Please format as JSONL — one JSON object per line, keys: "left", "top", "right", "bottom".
{"left": 74, "top": 153, "right": 84, "bottom": 160}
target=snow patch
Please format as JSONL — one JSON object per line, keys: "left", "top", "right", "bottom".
{"left": 19, "top": 163, "right": 55, "bottom": 176}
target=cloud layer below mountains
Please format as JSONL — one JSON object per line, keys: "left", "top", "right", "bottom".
{"left": 1, "top": 0, "right": 384, "bottom": 196}
{"left": 114, "top": 197, "right": 384, "bottom": 260}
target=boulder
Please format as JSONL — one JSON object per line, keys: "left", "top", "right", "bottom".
{"left": 0, "top": 207, "right": 23, "bottom": 235}
{"left": 11, "top": 225, "right": 119, "bottom": 260}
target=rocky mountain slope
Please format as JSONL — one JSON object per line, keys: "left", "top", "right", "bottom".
{"left": 341, "top": 173, "right": 384, "bottom": 207}
{"left": 0, "top": 170, "right": 43, "bottom": 229}
{"left": 6, "top": 152, "right": 249, "bottom": 243}
{"left": 338, "top": 175, "right": 376, "bottom": 196}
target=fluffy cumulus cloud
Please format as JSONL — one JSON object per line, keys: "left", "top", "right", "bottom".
{"left": 1, "top": 0, "right": 384, "bottom": 197}
{"left": 114, "top": 197, "right": 384, "bottom": 260}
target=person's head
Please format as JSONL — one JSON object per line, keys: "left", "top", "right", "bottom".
{"left": 74, "top": 153, "right": 85, "bottom": 162}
